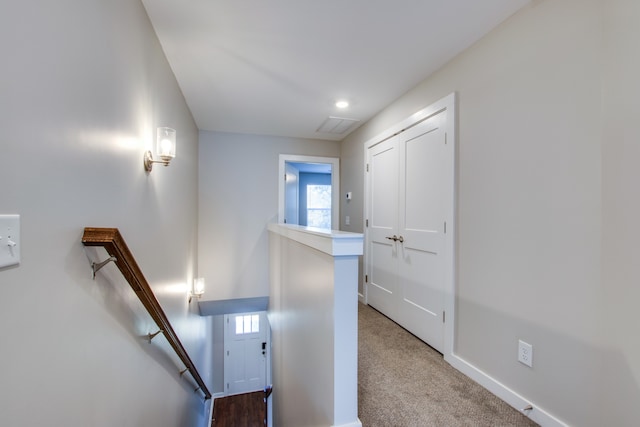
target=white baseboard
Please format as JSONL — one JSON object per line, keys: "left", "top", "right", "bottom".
{"left": 333, "top": 418, "right": 362, "bottom": 427}
{"left": 445, "top": 353, "right": 568, "bottom": 427}
{"left": 206, "top": 393, "right": 219, "bottom": 427}
{"left": 358, "top": 292, "right": 365, "bottom": 304}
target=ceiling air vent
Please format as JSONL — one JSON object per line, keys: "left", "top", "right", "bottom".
{"left": 316, "top": 116, "right": 360, "bottom": 135}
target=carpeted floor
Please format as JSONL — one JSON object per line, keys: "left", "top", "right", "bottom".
{"left": 358, "top": 303, "right": 538, "bottom": 427}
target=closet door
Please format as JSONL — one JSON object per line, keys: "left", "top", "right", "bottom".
{"left": 366, "top": 109, "right": 451, "bottom": 354}
{"left": 396, "top": 112, "right": 448, "bottom": 352}
{"left": 366, "top": 137, "right": 400, "bottom": 319}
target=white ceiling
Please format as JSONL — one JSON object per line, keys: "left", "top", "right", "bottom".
{"left": 141, "top": 0, "right": 530, "bottom": 141}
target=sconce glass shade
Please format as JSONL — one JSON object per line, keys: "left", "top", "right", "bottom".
{"left": 157, "top": 127, "right": 176, "bottom": 162}
{"left": 144, "top": 127, "right": 177, "bottom": 172}
{"left": 193, "top": 277, "right": 205, "bottom": 296}
{"left": 189, "top": 277, "right": 205, "bottom": 303}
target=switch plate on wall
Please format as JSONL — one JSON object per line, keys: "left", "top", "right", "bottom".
{"left": 0, "top": 215, "right": 20, "bottom": 268}
{"left": 518, "top": 339, "right": 533, "bottom": 367}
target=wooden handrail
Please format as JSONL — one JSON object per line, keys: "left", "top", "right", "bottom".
{"left": 82, "top": 227, "right": 211, "bottom": 400}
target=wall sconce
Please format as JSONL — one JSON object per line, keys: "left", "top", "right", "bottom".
{"left": 189, "top": 277, "right": 205, "bottom": 303}
{"left": 144, "top": 127, "right": 176, "bottom": 172}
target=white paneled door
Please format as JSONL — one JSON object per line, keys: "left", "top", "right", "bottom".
{"left": 366, "top": 106, "right": 453, "bottom": 354}
{"left": 224, "top": 312, "right": 268, "bottom": 395}
{"left": 367, "top": 137, "right": 400, "bottom": 319}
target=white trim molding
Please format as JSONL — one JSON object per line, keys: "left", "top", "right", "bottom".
{"left": 267, "top": 223, "right": 363, "bottom": 256}
{"left": 446, "top": 351, "right": 569, "bottom": 426}
{"left": 332, "top": 419, "right": 363, "bottom": 427}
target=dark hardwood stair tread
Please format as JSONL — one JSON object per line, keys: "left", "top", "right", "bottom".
{"left": 212, "top": 391, "right": 266, "bottom": 427}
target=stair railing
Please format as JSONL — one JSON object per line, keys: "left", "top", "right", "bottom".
{"left": 82, "top": 227, "right": 211, "bottom": 400}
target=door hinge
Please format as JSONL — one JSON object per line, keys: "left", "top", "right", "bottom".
{"left": 366, "top": 163, "right": 369, "bottom": 172}
{"left": 444, "top": 221, "right": 447, "bottom": 234}
{"left": 284, "top": 173, "right": 287, "bottom": 182}
{"left": 443, "top": 311, "right": 446, "bottom": 323}
{"left": 227, "top": 383, "right": 229, "bottom": 390}
{"left": 445, "top": 132, "right": 448, "bottom": 145}
{"left": 227, "top": 350, "right": 229, "bottom": 356}
{"left": 366, "top": 219, "right": 369, "bottom": 227}
{"left": 365, "top": 274, "right": 368, "bottom": 283}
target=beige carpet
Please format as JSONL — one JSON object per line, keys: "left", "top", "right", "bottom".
{"left": 358, "top": 303, "right": 538, "bottom": 427}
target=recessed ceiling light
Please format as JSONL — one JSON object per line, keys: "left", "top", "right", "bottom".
{"left": 335, "top": 100, "right": 349, "bottom": 109}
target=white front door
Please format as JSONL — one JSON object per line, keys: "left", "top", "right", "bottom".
{"left": 224, "top": 312, "right": 268, "bottom": 395}
{"left": 366, "top": 106, "right": 452, "bottom": 354}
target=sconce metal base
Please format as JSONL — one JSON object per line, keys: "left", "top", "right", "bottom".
{"left": 144, "top": 151, "right": 154, "bottom": 172}
{"left": 144, "top": 151, "right": 171, "bottom": 172}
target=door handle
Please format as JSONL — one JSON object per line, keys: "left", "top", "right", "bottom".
{"left": 385, "top": 235, "right": 398, "bottom": 242}
{"left": 397, "top": 235, "right": 404, "bottom": 243}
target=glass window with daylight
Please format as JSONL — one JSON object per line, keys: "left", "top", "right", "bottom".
{"left": 307, "top": 184, "right": 332, "bottom": 229}
{"left": 235, "top": 314, "right": 260, "bottom": 335}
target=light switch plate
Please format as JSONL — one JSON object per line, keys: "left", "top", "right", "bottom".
{"left": 0, "top": 215, "right": 20, "bottom": 268}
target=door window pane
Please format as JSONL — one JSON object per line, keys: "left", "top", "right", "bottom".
{"left": 235, "top": 314, "right": 261, "bottom": 334}
{"left": 235, "top": 316, "right": 243, "bottom": 334}
{"left": 244, "top": 315, "right": 252, "bottom": 334}
{"left": 251, "top": 314, "right": 259, "bottom": 333}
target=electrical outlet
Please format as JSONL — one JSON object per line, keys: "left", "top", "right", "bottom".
{"left": 518, "top": 340, "right": 533, "bottom": 367}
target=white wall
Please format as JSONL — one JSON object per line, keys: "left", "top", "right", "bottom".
{"left": 0, "top": 1, "right": 212, "bottom": 426}
{"left": 340, "top": 134, "right": 366, "bottom": 297}
{"left": 198, "top": 131, "right": 339, "bottom": 393}
{"left": 342, "top": 0, "right": 614, "bottom": 425}
{"left": 198, "top": 131, "right": 340, "bottom": 301}
{"left": 602, "top": 1, "right": 640, "bottom": 425}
